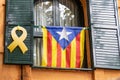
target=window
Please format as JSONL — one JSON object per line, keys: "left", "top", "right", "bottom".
{"left": 5, "top": 0, "right": 120, "bottom": 70}
{"left": 33, "top": 0, "right": 90, "bottom": 69}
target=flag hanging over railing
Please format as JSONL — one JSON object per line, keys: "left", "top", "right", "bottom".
{"left": 42, "top": 26, "right": 85, "bottom": 68}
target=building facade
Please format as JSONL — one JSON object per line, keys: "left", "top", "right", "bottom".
{"left": 0, "top": 0, "right": 120, "bottom": 80}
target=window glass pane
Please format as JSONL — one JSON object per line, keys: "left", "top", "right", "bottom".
{"left": 33, "top": 38, "right": 42, "bottom": 66}
{"left": 59, "top": 0, "right": 79, "bottom": 26}
{"left": 34, "top": 0, "right": 81, "bottom": 27}
{"left": 59, "top": 4, "right": 75, "bottom": 26}
{"left": 34, "top": 0, "right": 53, "bottom": 26}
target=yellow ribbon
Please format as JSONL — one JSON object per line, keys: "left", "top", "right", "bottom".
{"left": 7, "top": 26, "right": 28, "bottom": 54}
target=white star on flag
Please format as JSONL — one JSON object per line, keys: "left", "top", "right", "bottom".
{"left": 57, "top": 27, "right": 72, "bottom": 41}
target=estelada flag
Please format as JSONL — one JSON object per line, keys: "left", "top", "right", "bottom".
{"left": 41, "top": 26, "right": 85, "bottom": 68}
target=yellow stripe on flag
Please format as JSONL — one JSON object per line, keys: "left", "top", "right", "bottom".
{"left": 42, "top": 27, "right": 47, "bottom": 67}
{"left": 61, "top": 49, "right": 66, "bottom": 68}
{"left": 51, "top": 36, "right": 57, "bottom": 67}
{"left": 70, "top": 38, "right": 76, "bottom": 68}
{"left": 80, "top": 29, "right": 85, "bottom": 67}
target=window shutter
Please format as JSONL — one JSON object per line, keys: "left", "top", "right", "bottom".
{"left": 89, "top": 0, "right": 120, "bottom": 69}
{"left": 6, "top": 0, "right": 33, "bottom": 25}
{"left": 4, "top": 0, "right": 33, "bottom": 64}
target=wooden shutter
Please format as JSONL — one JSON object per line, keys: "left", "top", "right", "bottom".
{"left": 89, "top": 0, "right": 120, "bottom": 69}
{"left": 4, "top": 0, "right": 33, "bottom": 64}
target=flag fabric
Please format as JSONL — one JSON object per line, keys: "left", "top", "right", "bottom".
{"left": 41, "top": 26, "right": 85, "bottom": 68}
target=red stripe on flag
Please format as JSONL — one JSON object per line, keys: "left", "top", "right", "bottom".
{"left": 57, "top": 43, "right": 61, "bottom": 67}
{"left": 47, "top": 31, "right": 52, "bottom": 67}
{"left": 76, "top": 33, "right": 81, "bottom": 68}
{"left": 66, "top": 44, "right": 71, "bottom": 68}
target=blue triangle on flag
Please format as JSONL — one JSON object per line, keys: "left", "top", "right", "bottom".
{"left": 46, "top": 26, "right": 83, "bottom": 50}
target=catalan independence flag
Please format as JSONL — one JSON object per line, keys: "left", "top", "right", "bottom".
{"left": 42, "top": 26, "right": 85, "bottom": 68}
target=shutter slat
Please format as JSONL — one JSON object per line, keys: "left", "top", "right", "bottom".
{"left": 96, "top": 53, "right": 119, "bottom": 56}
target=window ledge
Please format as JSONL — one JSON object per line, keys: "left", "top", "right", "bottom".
{"left": 32, "top": 66, "right": 93, "bottom": 71}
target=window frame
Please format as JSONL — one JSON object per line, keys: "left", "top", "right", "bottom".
{"left": 33, "top": 0, "right": 93, "bottom": 70}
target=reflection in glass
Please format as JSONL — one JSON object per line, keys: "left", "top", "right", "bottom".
{"left": 59, "top": 4, "right": 75, "bottom": 26}
{"left": 34, "top": 1, "right": 53, "bottom": 26}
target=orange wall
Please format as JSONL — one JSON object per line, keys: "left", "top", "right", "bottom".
{"left": 0, "top": 0, "right": 5, "bottom": 52}
{"left": 32, "top": 69, "right": 92, "bottom": 80}
{"left": 118, "top": 0, "right": 120, "bottom": 16}
{"left": 94, "top": 69, "right": 120, "bottom": 80}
